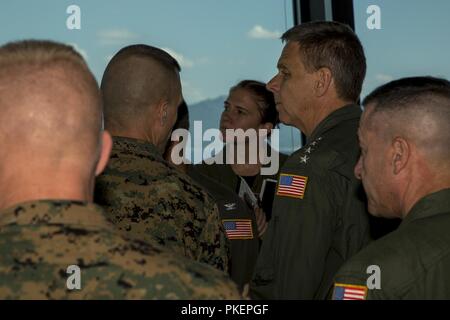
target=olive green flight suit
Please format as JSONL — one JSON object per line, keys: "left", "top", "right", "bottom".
{"left": 197, "top": 149, "right": 288, "bottom": 197}
{"left": 251, "top": 104, "right": 371, "bottom": 299}
{"left": 187, "top": 165, "right": 259, "bottom": 291}
{"left": 332, "top": 188, "right": 450, "bottom": 300}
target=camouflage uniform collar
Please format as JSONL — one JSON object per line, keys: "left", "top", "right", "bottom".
{"left": 0, "top": 199, "right": 113, "bottom": 231}
{"left": 401, "top": 188, "right": 450, "bottom": 227}
{"left": 307, "top": 104, "right": 361, "bottom": 144}
{"left": 112, "top": 136, "right": 162, "bottom": 160}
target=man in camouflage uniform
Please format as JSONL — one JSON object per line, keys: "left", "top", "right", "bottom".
{"left": 332, "top": 77, "right": 450, "bottom": 300}
{"left": 164, "top": 101, "right": 260, "bottom": 291}
{"left": 251, "top": 21, "right": 371, "bottom": 299}
{"left": 0, "top": 40, "right": 239, "bottom": 299}
{"left": 95, "top": 45, "right": 229, "bottom": 271}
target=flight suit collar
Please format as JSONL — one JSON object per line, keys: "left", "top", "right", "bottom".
{"left": 401, "top": 188, "right": 450, "bottom": 227}
{"left": 308, "top": 104, "right": 362, "bottom": 144}
{"left": 0, "top": 199, "right": 113, "bottom": 231}
{"left": 112, "top": 136, "right": 163, "bottom": 161}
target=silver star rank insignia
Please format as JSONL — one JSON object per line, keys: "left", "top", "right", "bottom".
{"left": 300, "top": 155, "right": 309, "bottom": 164}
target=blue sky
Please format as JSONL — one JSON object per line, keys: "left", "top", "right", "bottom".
{"left": 0, "top": 0, "right": 292, "bottom": 104}
{"left": 1, "top": 0, "right": 449, "bottom": 155}
{"left": 1, "top": 0, "right": 449, "bottom": 103}
{"left": 354, "top": 0, "right": 450, "bottom": 97}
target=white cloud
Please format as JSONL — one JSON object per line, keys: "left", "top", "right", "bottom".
{"left": 247, "top": 25, "right": 281, "bottom": 39}
{"left": 195, "top": 57, "right": 211, "bottom": 65}
{"left": 181, "top": 80, "right": 206, "bottom": 104}
{"left": 375, "top": 73, "right": 394, "bottom": 83}
{"left": 162, "top": 47, "right": 194, "bottom": 68}
{"left": 69, "top": 43, "right": 88, "bottom": 61}
{"left": 97, "top": 29, "right": 139, "bottom": 46}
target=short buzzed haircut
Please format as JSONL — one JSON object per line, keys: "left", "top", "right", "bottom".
{"left": 101, "top": 45, "right": 181, "bottom": 130}
{"left": 363, "top": 76, "right": 450, "bottom": 163}
{"left": 0, "top": 40, "right": 102, "bottom": 158}
{"left": 282, "top": 21, "right": 366, "bottom": 102}
{"left": 0, "top": 40, "right": 99, "bottom": 107}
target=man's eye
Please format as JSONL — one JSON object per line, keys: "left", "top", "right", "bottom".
{"left": 281, "top": 70, "right": 290, "bottom": 78}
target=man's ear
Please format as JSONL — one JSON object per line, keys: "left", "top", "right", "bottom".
{"left": 314, "top": 67, "right": 332, "bottom": 97}
{"left": 95, "top": 131, "right": 113, "bottom": 176}
{"left": 392, "top": 137, "right": 410, "bottom": 175}
{"left": 158, "top": 100, "right": 169, "bottom": 127}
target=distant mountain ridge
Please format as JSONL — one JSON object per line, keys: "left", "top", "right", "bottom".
{"left": 185, "top": 95, "right": 302, "bottom": 157}
{"left": 188, "top": 95, "right": 226, "bottom": 130}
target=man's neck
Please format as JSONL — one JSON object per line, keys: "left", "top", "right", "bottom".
{"left": 108, "top": 129, "right": 164, "bottom": 153}
{"left": 300, "top": 98, "right": 353, "bottom": 137}
{"left": 0, "top": 172, "right": 93, "bottom": 211}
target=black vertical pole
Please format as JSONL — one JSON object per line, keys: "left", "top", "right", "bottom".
{"left": 331, "top": 0, "right": 355, "bottom": 30}
{"left": 291, "top": 0, "right": 355, "bottom": 146}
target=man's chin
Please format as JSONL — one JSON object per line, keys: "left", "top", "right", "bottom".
{"left": 368, "top": 208, "right": 382, "bottom": 218}
{"left": 368, "top": 203, "right": 392, "bottom": 219}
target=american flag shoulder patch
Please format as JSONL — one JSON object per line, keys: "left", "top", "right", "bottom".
{"left": 222, "top": 219, "right": 253, "bottom": 240}
{"left": 276, "top": 173, "right": 308, "bottom": 199}
{"left": 333, "top": 283, "right": 368, "bottom": 300}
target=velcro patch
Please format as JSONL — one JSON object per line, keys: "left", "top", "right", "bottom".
{"left": 276, "top": 174, "right": 308, "bottom": 199}
{"left": 333, "top": 283, "right": 368, "bottom": 300}
{"left": 222, "top": 219, "right": 253, "bottom": 240}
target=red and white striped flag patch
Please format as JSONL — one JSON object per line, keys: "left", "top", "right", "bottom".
{"left": 333, "top": 283, "right": 368, "bottom": 300}
{"left": 276, "top": 173, "right": 308, "bottom": 199}
{"left": 222, "top": 219, "right": 253, "bottom": 240}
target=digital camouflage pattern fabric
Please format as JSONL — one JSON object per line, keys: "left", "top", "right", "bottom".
{"left": 0, "top": 200, "right": 240, "bottom": 299}
{"left": 95, "top": 136, "right": 229, "bottom": 272}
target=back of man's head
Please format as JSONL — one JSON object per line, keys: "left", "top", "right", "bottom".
{"left": 101, "top": 44, "right": 181, "bottom": 133}
{"left": 0, "top": 40, "right": 106, "bottom": 207}
{"left": 363, "top": 76, "right": 450, "bottom": 171}
{"left": 0, "top": 40, "right": 103, "bottom": 164}
{"left": 282, "top": 21, "right": 366, "bottom": 102}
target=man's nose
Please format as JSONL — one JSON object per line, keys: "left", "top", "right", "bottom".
{"left": 266, "top": 74, "right": 279, "bottom": 93}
